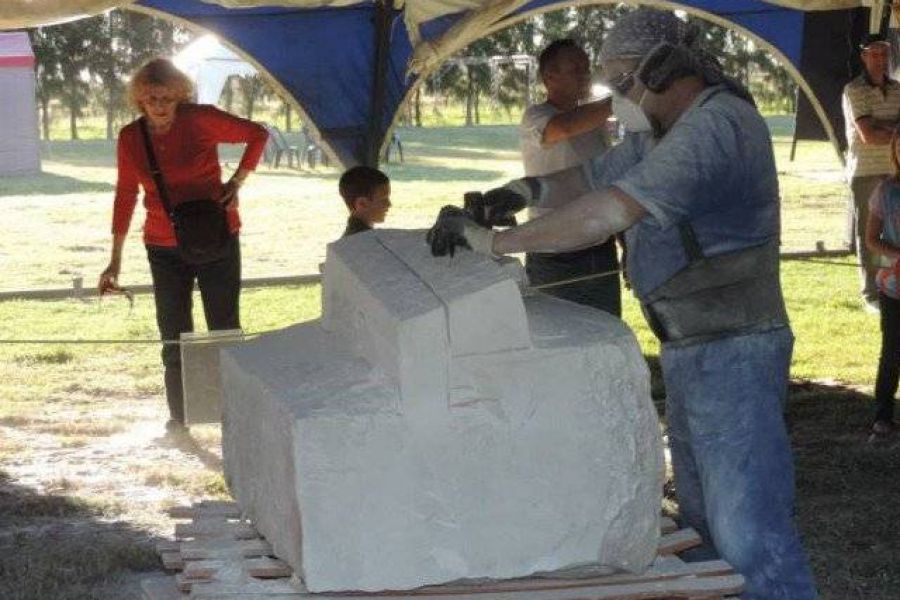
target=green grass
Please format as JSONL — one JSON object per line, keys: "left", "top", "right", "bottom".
{"left": 0, "top": 117, "right": 847, "bottom": 293}
{"left": 0, "top": 284, "right": 322, "bottom": 413}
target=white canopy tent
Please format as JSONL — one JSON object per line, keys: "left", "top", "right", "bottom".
{"left": 0, "top": 32, "right": 40, "bottom": 176}
{"left": 173, "top": 34, "right": 256, "bottom": 104}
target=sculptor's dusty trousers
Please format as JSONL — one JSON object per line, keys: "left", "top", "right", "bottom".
{"left": 662, "top": 327, "right": 819, "bottom": 600}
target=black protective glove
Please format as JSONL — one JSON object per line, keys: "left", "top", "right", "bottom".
{"left": 427, "top": 205, "right": 496, "bottom": 258}
{"left": 479, "top": 177, "right": 540, "bottom": 226}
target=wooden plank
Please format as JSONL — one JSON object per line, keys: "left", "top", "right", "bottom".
{"left": 660, "top": 517, "right": 678, "bottom": 534}
{"left": 161, "top": 551, "right": 186, "bottom": 571}
{"left": 168, "top": 506, "right": 199, "bottom": 520}
{"left": 176, "top": 573, "right": 194, "bottom": 593}
{"left": 157, "top": 540, "right": 182, "bottom": 554}
{"left": 195, "top": 501, "right": 243, "bottom": 517}
{"left": 191, "top": 595, "right": 304, "bottom": 599}
{"left": 179, "top": 556, "right": 291, "bottom": 581}
{"left": 412, "top": 559, "right": 734, "bottom": 595}
{"left": 180, "top": 538, "right": 273, "bottom": 561}
{"left": 657, "top": 528, "right": 701, "bottom": 555}
{"left": 189, "top": 578, "right": 305, "bottom": 598}
{"left": 141, "top": 576, "right": 183, "bottom": 600}
{"left": 307, "top": 574, "right": 744, "bottom": 599}
{"left": 183, "top": 559, "right": 229, "bottom": 581}
{"left": 175, "top": 520, "right": 258, "bottom": 540}
{"left": 169, "top": 502, "right": 242, "bottom": 520}
{"left": 245, "top": 557, "right": 292, "bottom": 578}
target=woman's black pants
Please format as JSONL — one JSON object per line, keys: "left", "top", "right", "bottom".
{"left": 146, "top": 237, "right": 241, "bottom": 423}
{"left": 875, "top": 292, "right": 900, "bottom": 423}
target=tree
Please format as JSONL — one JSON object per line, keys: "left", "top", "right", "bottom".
{"left": 439, "top": 21, "right": 537, "bottom": 126}
{"left": 93, "top": 11, "right": 131, "bottom": 140}
{"left": 278, "top": 99, "right": 294, "bottom": 131}
{"left": 52, "top": 17, "right": 103, "bottom": 140}
{"left": 120, "top": 11, "right": 191, "bottom": 123}
{"left": 29, "top": 27, "right": 64, "bottom": 140}
{"left": 123, "top": 11, "right": 184, "bottom": 70}
{"left": 237, "top": 74, "right": 267, "bottom": 120}
{"left": 692, "top": 18, "right": 797, "bottom": 113}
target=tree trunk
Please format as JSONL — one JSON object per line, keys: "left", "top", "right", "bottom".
{"left": 69, "top": 104, "right": 78, "bottom": 140}
{"left": 524, "top": 63, "right": 532, "bottom": 108}
{"left": 285, "top": 102, "right": 292, "bottom": 132}
{"left": 224, "top": 81, "right": 234, "bottom": 113}
{"left": 465, "top": 66, "right": 474, "bottom": 127}
{"left": 41, "top": 98, "right": 50, "bottom": 141}
{"left": 414, "top": 88, "right": 422, "bottom": 127}
{"left": 474, "top": 92, "right": 480, "bottom": 125}
{"left": 106, "top": 88, "right": 115, "bottom": 141}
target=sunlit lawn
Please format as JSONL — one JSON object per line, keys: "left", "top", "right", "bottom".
{"left": 0, "top": 118, "right": 847, "bottom": 293}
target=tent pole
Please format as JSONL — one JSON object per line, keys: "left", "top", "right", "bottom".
{"left": 366, "top": 0, "right": 393, "bottom": 167}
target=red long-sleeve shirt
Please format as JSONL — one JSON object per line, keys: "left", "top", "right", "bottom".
{"left": 112, "top": 104, "right": 269, "bottom": 246}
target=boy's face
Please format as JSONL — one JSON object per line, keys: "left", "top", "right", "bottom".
{"left": 353, "top": 183, "right": 391, "bottom": 224}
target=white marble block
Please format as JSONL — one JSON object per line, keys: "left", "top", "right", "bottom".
{"left": 220, "top": 229, "right": 663, "bottom": 593}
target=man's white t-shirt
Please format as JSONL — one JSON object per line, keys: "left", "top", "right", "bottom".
{"left": 519, "top": 101, "right": 608, "bottom": 177}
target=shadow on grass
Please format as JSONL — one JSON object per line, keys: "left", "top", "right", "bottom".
{"left": 787, "top": 380, "right": 900, "bottom": 600}
{"left": 401, "top": 143, "right": 520, "bottom": 162}
{"left": 0, "top": 172, "right": 114, "bottom": 197}
{"left": 395, "top": 125, "right": 520, "bottom": 152}
{"left": 257, "top": 168, "right": 337, "bottom": 180}
{"left": 164, "top": 429, "right": 223, "bottom": 471}
{"left": 0, "top": 469, "right": 162, "bottom": 600}
{"left": 384, "top": 163, "right": 505, "bottom": 183}
{"left": 41, "top": 140, "right": 116, "bottom": 168}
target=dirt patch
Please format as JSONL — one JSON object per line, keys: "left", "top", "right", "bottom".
{"left": 0, "top": 397, "right": 226, "bottom": 598}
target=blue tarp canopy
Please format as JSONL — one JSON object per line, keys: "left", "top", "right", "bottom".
{"left": 0, "top": 0, "right": 877, "bottom": 166}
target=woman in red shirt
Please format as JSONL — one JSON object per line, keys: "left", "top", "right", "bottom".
{"left": 97, "top": 58, "right": 268, "bottom": 433}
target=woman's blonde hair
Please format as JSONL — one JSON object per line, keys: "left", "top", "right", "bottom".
{"left": 127, "top": 58, "right": 194, "bottom": 113}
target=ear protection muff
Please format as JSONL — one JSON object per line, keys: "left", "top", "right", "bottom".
{"left": 636, "top": 41, "right": 700, "bottom": 93}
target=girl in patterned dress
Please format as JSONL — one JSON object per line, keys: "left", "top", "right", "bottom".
{"left": 865, "top": 131, "right": 900, "bottom": 436}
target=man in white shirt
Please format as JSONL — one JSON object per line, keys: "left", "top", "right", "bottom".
{"left": 519, "top": 39, "right": 620, "bottom": 315}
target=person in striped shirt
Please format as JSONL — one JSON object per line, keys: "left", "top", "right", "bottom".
{"left": 842, "top": 33, "right": 900, "bottom": 312}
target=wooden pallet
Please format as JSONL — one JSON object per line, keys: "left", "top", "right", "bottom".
{"left": 142, "top": 502, "right": 743, "bottom": 600}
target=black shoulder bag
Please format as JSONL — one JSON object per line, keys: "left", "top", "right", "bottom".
{"left": 139, "top": 117, "right": 232, "bottom": 265}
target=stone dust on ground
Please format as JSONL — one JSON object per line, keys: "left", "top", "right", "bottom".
{"left": 0, "top": 396, "right": 226, "bottom": 596}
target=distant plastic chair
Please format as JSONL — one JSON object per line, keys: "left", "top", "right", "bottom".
{"left": 262, "top": 123, "right": 300, "bottom": 169}
{"left": 300, "top": 127, "right": 329, "bottom": 169}
{"left": 385, "top": 132, "right": 404, "bottom": 164}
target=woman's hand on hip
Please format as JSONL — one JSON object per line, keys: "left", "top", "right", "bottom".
{"left": 220, "top": 170, "right": 248, "bottom": 210}
{"left": 219, "top": 179, "right": 241, "bottom": 210}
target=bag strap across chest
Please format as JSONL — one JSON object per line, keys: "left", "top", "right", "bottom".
{"left": 138, "top": 117, "right": 175, "bottom": 218}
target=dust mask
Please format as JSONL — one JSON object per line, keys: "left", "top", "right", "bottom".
{"left": 612, "top": 91, "right": 652, "bottom": 133}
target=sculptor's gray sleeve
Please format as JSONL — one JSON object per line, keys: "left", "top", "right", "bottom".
{"left": 586, "top": 132, "right": 649, "bottom": 190}
{"left": 493, "top": 186, "right": 643, "bottom": 256}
